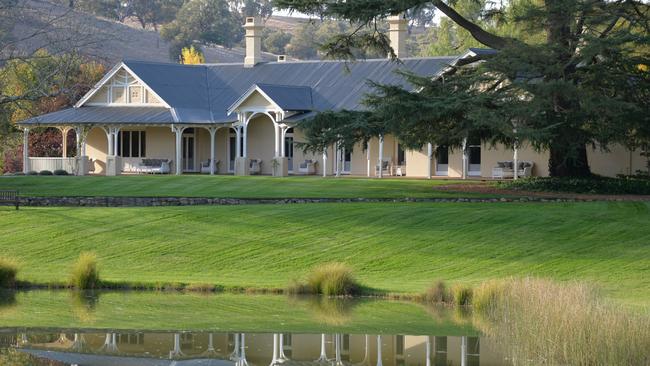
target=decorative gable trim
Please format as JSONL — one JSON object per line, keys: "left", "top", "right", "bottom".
{"left": 227, "top": 84, "right": 283, "bottom": 116}
{"left": 75, "top": 62, "right": 172, "bottom": 109}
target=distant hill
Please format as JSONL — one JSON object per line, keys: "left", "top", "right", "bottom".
{"left": 10, "top": 0, "right": 294, "bottom": 66}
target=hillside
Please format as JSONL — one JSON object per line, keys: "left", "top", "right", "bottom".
{"left": 10, "top": 0, "right": 288, "bottom": 65}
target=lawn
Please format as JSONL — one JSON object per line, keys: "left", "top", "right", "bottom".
{"left": 0, "top": 175, "right": 477, "bottom": 198}
{"left": 0, "top": 202, "right": 648, "bottom": 306}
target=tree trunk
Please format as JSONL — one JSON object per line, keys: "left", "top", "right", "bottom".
{"left": 548, "top": 142, "right": 591, "bottom": 177}
{"left": 544, "top": 0, "right": 591, "bottom": 178}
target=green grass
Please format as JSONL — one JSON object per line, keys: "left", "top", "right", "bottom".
{"left": 0, "top": 175, "right": 477, "bottom": 198}
{"left": 1, "top": 202, "right": 648, "bottom": 306}
{"left": 0, "top": 291, "right": 475, "bottom": 334}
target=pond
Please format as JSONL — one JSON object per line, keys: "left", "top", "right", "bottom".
{"left": 0, "top": 290, "right": 509, "bottom": 366}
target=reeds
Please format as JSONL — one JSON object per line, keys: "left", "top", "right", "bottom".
{"left": 69, "top": 252, "right": 100, "bottom": 289}
{"left": 474, "top": 278, "right": 650, "bottom": 366}
{"left": 288, "top": 262, "right": 360, "bottom": 296}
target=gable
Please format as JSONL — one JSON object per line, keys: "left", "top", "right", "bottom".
{"left": 237, "top": 90, "right": 278, "bottom": 110}
{"left": 86, "top": 68, "right": 163, "bottom": 106}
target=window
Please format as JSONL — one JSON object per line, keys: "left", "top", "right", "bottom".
{"left": 117, "top": 131, "right": 146, "bottom": 158}
{"left": 129, "top": 86, "right": 142, "bottom": 103}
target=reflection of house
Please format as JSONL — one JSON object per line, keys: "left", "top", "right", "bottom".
{"left": 17, "top": 16, "right": 645, "bottom": 179}
{"left": 19, "top": 332, "right": 509, "bottom": 366}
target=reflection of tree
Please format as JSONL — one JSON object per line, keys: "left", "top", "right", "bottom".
{"left": 315, "top": 334, "right": 330, "bottom": 363}
{"left": 70, "top": 290, "right": 100, "bottom": 324}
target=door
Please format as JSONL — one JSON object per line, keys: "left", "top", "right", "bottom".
{"left": 285, "top": 128, "right": 294, "bottom": 172}
{"left": 468, "top": 138, "right": 481, "bottom": 176}
{"left": 436, "top": 145, "right": 449, "bottom": 176}
{"left": 343, "top": 148, "right": 351, "bottom": 174}
{"left": 182, "top": 129, "right": 195, "bottom": 172}
{"left": 229, "top": 134, "right": 237, "bottom": 172}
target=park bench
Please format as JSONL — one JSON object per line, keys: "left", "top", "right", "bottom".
{"left": 0, "top": 190, "right": 19, "bottom": 210}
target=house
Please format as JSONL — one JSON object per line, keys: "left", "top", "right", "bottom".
{"left": 17, "top": 16, "right": 646, "bottom": 178}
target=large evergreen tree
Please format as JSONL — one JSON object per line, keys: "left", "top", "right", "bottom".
{"left": 274, "top": 0, "right": 650, "bottom": 177}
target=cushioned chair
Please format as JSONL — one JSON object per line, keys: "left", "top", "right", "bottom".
{"left": 138, "top": 159, "right": 171, "bottom": 174}
{"left": 375, "top": 160, "right": 391, "bottom": 176}
{"left": 492, "top": 161, "right": 534, "bottom": 178}
{"left": 298, "top": 159, "right": 317, "bottom": 175}
{"left": 200, "top": 159, "right": 220, "bottom": 174}
{"left": 249, "top": 159, "right": 262, "bottom": 175}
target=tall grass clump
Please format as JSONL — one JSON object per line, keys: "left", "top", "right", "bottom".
{"left": 475, "top": 278, "right": 650, "bottom": 366}
{"left": 69, "top": 252, "right": 100, "bottom": 289}
{"left": 451, "top": 284, "right": 473, "bottom": 306}
{"left": 289, "top": 262, "right": 360, "bottom": 296}
{"left": 424, "top": 280, "right": 451, "bottom": 303}
{"left": 0, "top": 258, "right": 18, "bottom": 288}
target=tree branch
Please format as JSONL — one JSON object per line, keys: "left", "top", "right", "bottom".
{"left": 430, "top": 0, "right": 511, "bottom": 49}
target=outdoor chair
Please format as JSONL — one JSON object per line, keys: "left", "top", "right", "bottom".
{"left": 298, "top": 159, "right": 317, "bottom": 175}
{"left": 492, "top": 161, "right": 534, "bottom": 179}
{"left": 375, "top": 160, "right": 391, "bottom": 176}
{"left": 138, "top": 159, "right": 171, "bottom": 174}
{"left": 249, "top": 159, "right": 262, "bottom": 175}
{"left": 200, "top": 159, "right": 220, "bottom": 174}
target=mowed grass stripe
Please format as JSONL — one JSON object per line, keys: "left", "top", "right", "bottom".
{"left": 0, "top": 202, "right": 648, "bottom": 305}
{"left": 0, "top": 175, "right": 480, "bottom": 198}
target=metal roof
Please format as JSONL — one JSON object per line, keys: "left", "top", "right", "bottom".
{"left": 20, "top": 56, "right": 458, "bottom": 126}
{"left": 256, "top": 84, "right": 313, "bottom": 111}
{"left": 20, "top": 106, "right": 175, "bottom": 126}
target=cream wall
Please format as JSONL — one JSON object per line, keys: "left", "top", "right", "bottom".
{"left": 85, "top": 127, "right": 108, "bottom": 174}
{"left": 247, "top": 115, "right": 276, "bottom": 174}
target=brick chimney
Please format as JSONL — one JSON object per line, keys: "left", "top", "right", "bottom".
{"left": 388, "top": 13, "right": 408, "bottom": 58}
{"left": 244, "top": 16, "right": 263, "bottom": 67}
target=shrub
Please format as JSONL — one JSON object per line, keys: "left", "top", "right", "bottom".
{"left": 308, "top": 262, "right": 360, "bottom": 296}
{"left": 69, "top": 252, "right": 100, "bottom": 289}
{"left": 497, "top": 176, "right": 650, "bottom": 195}
{"left": 26, "top": 171, "right": 38, "bottom": 176}
{"left": 451, "top": 284, "right": 473, "bottom": 306}
{"left": 39, "top": 170, "right": 53, "bottom": 176}
{"left": 0, "top": 258, "right": 18, "bottom": 288}
{"left": 53, "top": 169, "right": 68, "bottom": 176}
{"left": 425, "top": 280, "right": 450, "bottom": 303}
{"left": 290, "top": 262, "right": 360, "bottom": 296}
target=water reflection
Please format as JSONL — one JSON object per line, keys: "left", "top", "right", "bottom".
{"left": 2, "top": 331, "right": 501, "bottom": 366}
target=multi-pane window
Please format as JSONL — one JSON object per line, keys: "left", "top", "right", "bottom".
{"left": 117, "top": 131, "right": 146, "bottom": 158}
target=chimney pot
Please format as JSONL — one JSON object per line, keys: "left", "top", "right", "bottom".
{"left": 388, "top": 13, "right": 408, "bottom": 59}
{"left": 244, "top": 16, "right": 263, "bottom": 67}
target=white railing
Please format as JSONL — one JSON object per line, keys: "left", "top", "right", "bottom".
{"left": 29, "top": 157, "right": 78, "bottom": 173}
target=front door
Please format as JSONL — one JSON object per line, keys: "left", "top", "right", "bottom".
{"left": 285, "top": 128, "right": 294, "bottom": 172}
{"left": 468, "top": 139, "right": 481, "bottom": 176}
{"left": 182, "top": 129, "right": 195, "bottom": 172}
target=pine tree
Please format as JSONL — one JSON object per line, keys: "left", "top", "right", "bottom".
{"left": 275, "top": 0, "right": 650, "bottom": 177}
